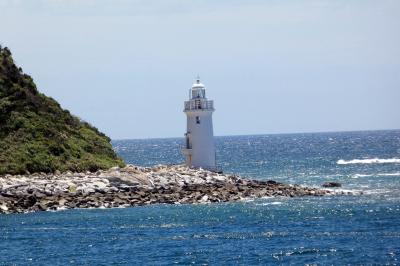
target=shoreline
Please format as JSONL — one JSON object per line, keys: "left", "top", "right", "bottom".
{"left": 1, "top": 165, "right": 342, "bottom": 214}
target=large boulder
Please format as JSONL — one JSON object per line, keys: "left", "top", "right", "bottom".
{"left": 322, "top": 182, "right": 342, "bottom": 188}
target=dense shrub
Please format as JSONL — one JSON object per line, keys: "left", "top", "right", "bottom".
{"left": 0, "top": 47, "right": 125, "bottom": 175}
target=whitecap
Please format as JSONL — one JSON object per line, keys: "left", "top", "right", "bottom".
{"left": 160, "top": 223, "right": 186, "bottom": 228}
{"left": 350, "top": 174, "right": 372, "bottom": 179}
{"left": 362, "top": 189, "right": 393, "bottom": 195}
{"left": 325, "top": 188, "right": 363, "bottom": 195}
{"left": 350, "top": 172, "right": 400, "bottom": 178}
{"left": 258, "top": 201, "right": 283, "bottom": 206}
{"left": 260, "top": 196, "right": 274, "bottom": 200}
{"left": 337, "top": 158, "right": 400, "bottom": 165}
{"left": 377, "top": 172, "right": 400, "bottom": 177}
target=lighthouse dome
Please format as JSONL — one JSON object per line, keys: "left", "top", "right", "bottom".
{"left": 192, "top": 77, "right": 205, "bottom": 89}
{"left": 192, "top": 82, "right": 205, "bottom": 89}
{"left": 192, "top": 83, "right": 204, "bottom": 88}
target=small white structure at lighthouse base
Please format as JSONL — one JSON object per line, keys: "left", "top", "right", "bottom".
{"left": 181, "top": 78, "right": 217, "bottom": 171}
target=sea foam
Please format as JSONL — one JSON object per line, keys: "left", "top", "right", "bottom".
{"left": 337, "top": 158, "right": 400, "bottom": 165}
{"left": 377, "top": 172, "right": 400, "bottom": 176}
{"left": 350, "top": 172, "right": 400, "bottom": 178}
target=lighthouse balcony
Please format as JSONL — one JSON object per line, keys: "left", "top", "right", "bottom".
{"left": 184, "top": 100, "right": 214, "bottom": 111}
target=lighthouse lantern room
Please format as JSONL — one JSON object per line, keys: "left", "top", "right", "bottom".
{"left": 181, "top": 78, "right": 216, "bottom": 171}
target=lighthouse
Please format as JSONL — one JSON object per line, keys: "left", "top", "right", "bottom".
{"left": 181, "top": 78, "right": 217, "bottom": 171}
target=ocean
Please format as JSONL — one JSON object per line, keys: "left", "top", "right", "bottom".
{"left": 1, "top": 130, "right": 399, "bottom": 265}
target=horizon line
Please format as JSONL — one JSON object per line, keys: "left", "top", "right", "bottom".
{"left": 111, "top": 128, "right": 400, "bottom": 141}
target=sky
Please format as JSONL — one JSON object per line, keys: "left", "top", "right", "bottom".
{"left": 1, "top": 0, "right": 399, "bottom": 139}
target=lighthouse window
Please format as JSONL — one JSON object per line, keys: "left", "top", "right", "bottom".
{"left": 196, "top": 116, "right": 201, "bottom": 124}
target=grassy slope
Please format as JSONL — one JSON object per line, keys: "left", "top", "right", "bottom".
{"left": 0, "top": 46, "right": 125, "bottom": 175}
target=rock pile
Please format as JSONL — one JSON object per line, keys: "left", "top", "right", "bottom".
{"left": 1, "top": 165, "right": 338, "bottom": 214}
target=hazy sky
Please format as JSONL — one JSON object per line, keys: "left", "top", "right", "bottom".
{"left": 1, "top": 0, "right": 399, "bottom": 139}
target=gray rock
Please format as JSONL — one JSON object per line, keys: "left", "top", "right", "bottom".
{"left": 322, "top": 182, "right": 342, "bottom": 188}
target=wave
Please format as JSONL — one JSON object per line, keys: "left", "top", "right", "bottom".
{"left": 257, "top": 201, "right": 283, "bottom": 206}
{"left": 337, "top": 158, "right": 400, "bottom": 165}
{"left": 377, "top": 172, "right": 400, "bottom": 176}
{"left": 351, "top": 174, "right": 372, "bottom": 179}
{"left": 350, "top": 172, "right": 400, "bottom": 179}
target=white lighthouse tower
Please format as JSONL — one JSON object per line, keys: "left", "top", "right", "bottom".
{"left": 181, "top": 78, "right": 216, "bottom": 171}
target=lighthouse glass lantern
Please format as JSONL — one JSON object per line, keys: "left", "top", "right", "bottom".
{"left": 181, "top": 78, "right": 216, "bottom": 171}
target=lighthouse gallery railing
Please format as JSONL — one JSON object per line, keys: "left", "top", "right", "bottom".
{"left": 184, "top": 100, "right": 214, "bottom": 111}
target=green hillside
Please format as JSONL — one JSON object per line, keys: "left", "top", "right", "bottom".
{"left": 0, "top": 46, "right": 125, "bottom": 175}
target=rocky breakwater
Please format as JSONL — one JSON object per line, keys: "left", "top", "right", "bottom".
{"left": 1, "top": 165, "right": 336, "bottom": 214}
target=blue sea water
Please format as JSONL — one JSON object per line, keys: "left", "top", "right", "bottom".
{"left": 1, "top": 130, "right": 400, "bottom": 265}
